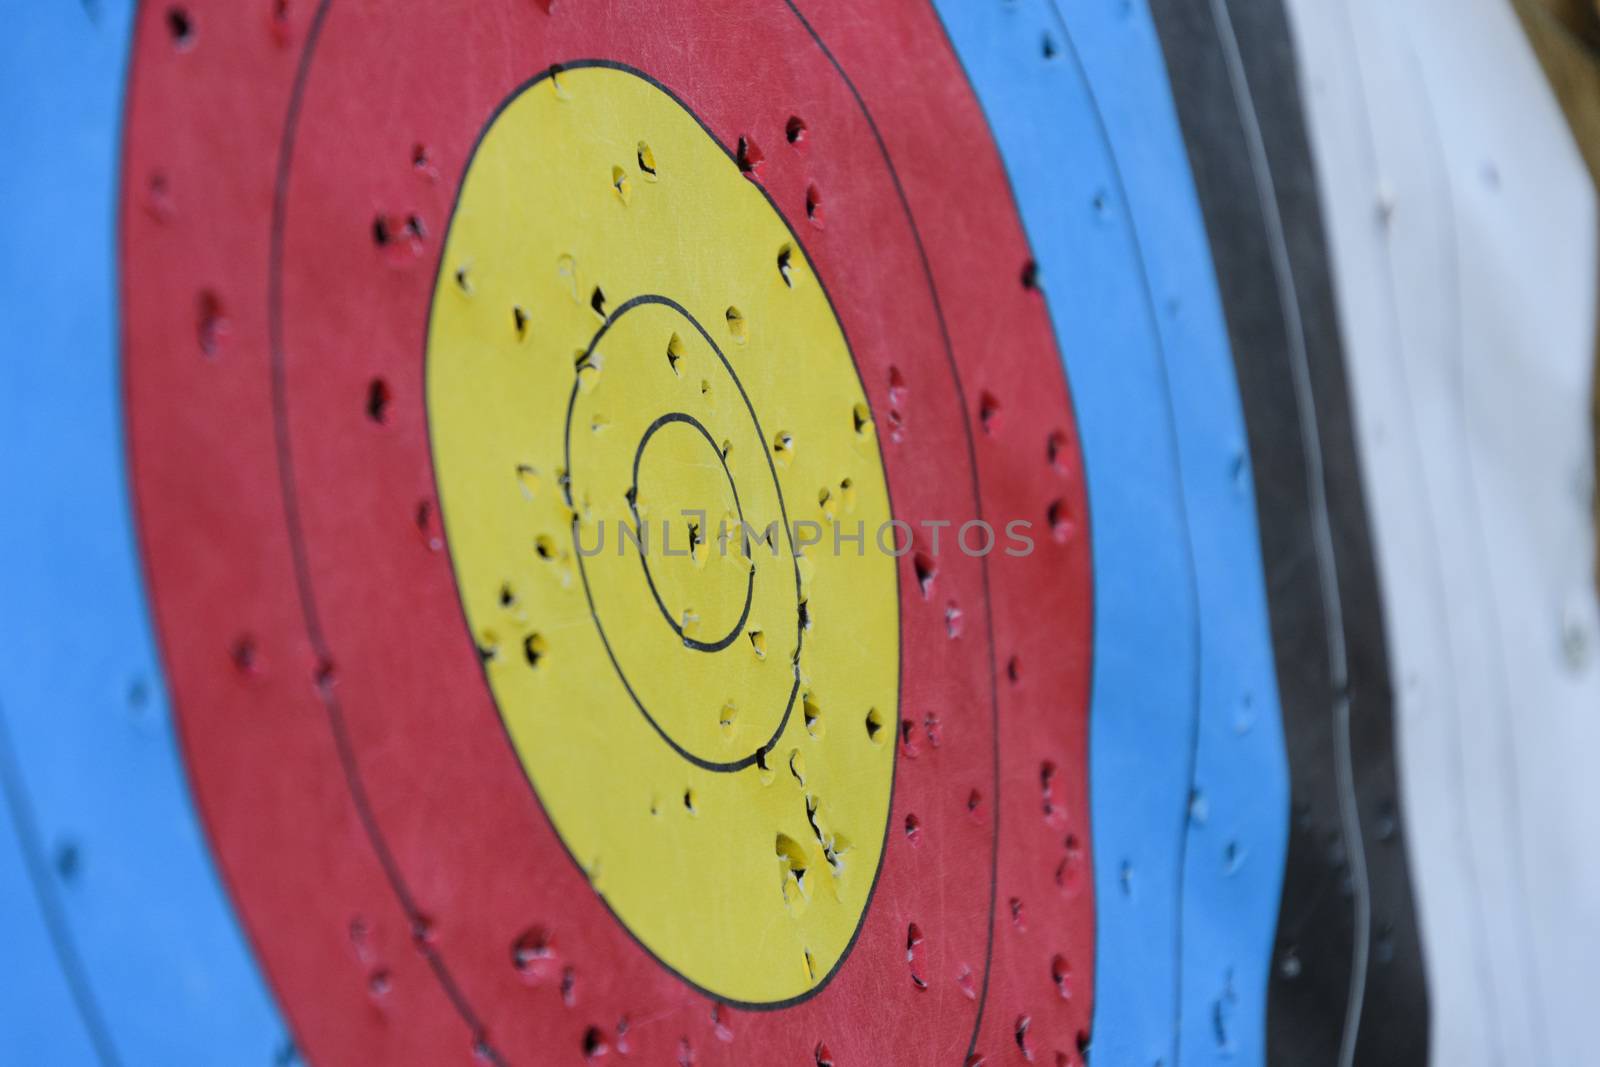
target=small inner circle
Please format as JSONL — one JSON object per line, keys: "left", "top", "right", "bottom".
{"left": 563, "top": 294, "right": 805, "bottom": 773}
{"left": 628, "top": 411, "right": 754, "bottom": 653}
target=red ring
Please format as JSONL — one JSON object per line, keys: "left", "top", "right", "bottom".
{"left": 123, "top": 2, "right": 1094, "bottom": 1063}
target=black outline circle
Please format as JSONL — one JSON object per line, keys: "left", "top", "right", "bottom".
{"left": 562, "top": 298, "right": 803, "bottom": 772}
{"left": 628, "top": 411, "right": 755, "bottom": 653}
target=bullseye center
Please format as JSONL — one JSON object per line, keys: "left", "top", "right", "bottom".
{"left": 630, "top": 412, "right": 753, "bottom": 652}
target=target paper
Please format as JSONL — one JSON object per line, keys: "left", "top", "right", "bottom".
{"left": 7, "top": 1, "right": 1599, "bottom": 1066}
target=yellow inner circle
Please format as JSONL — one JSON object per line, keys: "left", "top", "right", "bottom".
{"left": 630, "top": 413, "right": 749, "bottom": 652}
{"left": 427, "top": 63, "right": 898, "bottom": 1004}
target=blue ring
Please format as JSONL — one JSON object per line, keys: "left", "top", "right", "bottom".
{"left": 0, "top": 4, "right": 288, "bottom": 1063}
{"left": 931, "top": 2, "right": 1290, "bottom": 1063}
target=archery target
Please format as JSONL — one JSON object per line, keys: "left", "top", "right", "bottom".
{"left": 7, "top": 1, "right": 1600, "bottom": 1065}
{"left": 120, "top": 1, "right": 1094, "bottom": 1063}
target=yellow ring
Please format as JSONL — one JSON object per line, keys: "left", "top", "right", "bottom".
{"left": 427, "top": 64, "right": 899, "bottom": 1004}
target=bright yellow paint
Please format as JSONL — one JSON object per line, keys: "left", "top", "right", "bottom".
{"left": 426, "top": 64, "right": 898, "bottom": 1004}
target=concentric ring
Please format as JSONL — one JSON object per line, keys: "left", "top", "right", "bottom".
{"left": 625, "top": 412, "right": 755, "bottom": 656}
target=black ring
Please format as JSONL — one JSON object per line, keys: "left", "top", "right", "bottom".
{"left": 627, "top": 411, "right": 756, "bottom": 653}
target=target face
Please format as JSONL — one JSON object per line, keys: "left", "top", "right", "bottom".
{"left": 121, "top": 1, "right": 1094, "bottom": 1063}
{"left": 428, "top": 62, "right": 898, "bottom": 1004}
